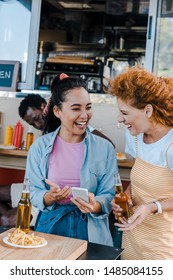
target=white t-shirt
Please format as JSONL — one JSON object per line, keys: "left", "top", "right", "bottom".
{"left": 125, "top": 128, "right": 173, "bottom": 170}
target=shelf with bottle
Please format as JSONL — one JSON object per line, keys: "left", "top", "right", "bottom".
{"left": 110, "top": 48, "right": 145, "bottom": 54}
{"left": 112, "top": 26, "right": 147, "bottom": 32}
{"left": 3, "top": 121, "right": 23, "bottom": 150}
{"left": 109, "top": 49, "right": 145, "bottom": 62}
{"left": 104, "top": 25, "right": 147, "bottom": 55}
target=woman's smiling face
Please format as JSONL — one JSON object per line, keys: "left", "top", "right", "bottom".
{"left": 117, "top": 98, "right": 150, "bottom": 136}
{"left": 53, "top": 87, "right": 92, "bottom": 141}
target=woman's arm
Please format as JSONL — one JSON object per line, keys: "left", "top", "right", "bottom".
{"left": 115, "top": 198, "right": 173, "bottom": 231}
{"left": 25, "top": 138, "right": 54, "bottom": 211}
{"left": 146, "top": 198, "right": 173, "bottom": 214}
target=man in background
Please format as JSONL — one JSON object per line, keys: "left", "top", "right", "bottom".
{"left": 18, "top": 93, "right": 47, "bottom": 131}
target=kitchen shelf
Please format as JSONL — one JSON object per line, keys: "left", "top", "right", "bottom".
{"left": 111, "top": 48, "right": 145, "bottom": 53}
{"left": 112, "top": 26, "right": 147, "bottom": 31}
{"left": 109, "top": 48, "right": 145, "bottom": 60}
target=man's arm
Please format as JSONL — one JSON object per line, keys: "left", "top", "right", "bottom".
{"left": 91, "top": 129, "right": 115, "bottom": 148}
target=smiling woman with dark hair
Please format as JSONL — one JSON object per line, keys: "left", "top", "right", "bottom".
{"left": 0, "top": 88, "right": 115, "bottom": 228}
{"left": 25, "top": 74, "right": 117, "bottom": 246}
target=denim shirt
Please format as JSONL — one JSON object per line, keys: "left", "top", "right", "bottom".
{"left": 25, "top": 127, "right": 118, "bottom": 246}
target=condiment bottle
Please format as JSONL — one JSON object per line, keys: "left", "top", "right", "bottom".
{"left": 26, "top": 126, "right": 34, "bottom": 150}
{"left": 119, "top": 35, "right": 125, "bottom": 49}
{"left": 16, "top": 178, "right": 32, "bottom": 233}
{"left": 4, "top": 125, "right": 13, "bottom": 145}
{"left": 114, "top": 173, "right": 130, "bottom": 222}
{"left": 12, "top": 120, "right": 23, "bottom": 149}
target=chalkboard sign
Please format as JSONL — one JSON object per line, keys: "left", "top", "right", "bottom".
{"left": 0, "top": 60, "right": 20, "bottom": 91}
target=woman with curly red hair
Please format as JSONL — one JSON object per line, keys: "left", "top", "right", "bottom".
{"left": 110, "top": 67, "right": 173, "bottom": 259}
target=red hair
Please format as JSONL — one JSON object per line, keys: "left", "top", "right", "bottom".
{"left": 110, "top": 67, "right": 173, "bottom": 126}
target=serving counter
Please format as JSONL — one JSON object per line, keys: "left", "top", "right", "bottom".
{"left": 0, "top": 149, "right": 27, "bottom": 170}
{"left": 0, "top": 227, "right": 122, "bottom": 260}
{"left": 0, "top": 228, "right": 87, "bottom": 260}
{"left": 0, "top": 148, "right": 134, "bottom": 173}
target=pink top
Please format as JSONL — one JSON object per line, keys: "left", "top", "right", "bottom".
{"left": 48, "top": 135, "right": 84, "bottom": 203}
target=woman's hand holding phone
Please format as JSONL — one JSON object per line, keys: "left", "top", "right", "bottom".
{"left": 71, "top": 188, "right": 101, "bottom": 214}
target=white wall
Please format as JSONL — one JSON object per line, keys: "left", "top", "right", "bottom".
{"left": 90, "top": 103, "right": 126, "bottom": 152}
{"left": 0, "top": 96, "right": 126, "bottom": 152}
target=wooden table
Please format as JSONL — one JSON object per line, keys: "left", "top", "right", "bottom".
{"left": 0, "top": 227, "right": 123, "bottom": 260}
{"left": 0, "top": 148, "right": 134, "bottom": 182}
{"left": 117, "top": 158, "right": 134, "bottom": 169}
{"left": 0, "top": 228, "right": 87, "bottom": 260}
{"left": 117, "top": 158, "right": 134, "bottom": 182}
{"left": 0, "top": 149, "right": 27, "bottom": 170}
{"left": 0, "top": 148, "right": 134, "bottom": 170}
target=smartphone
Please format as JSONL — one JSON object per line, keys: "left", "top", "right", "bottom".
{"left": 71, "top": 187, "right": 89, "bottom": 203}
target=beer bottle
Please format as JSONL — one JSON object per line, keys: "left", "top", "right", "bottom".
{"left": 26, "top": 126, "right": 34, "bottom": 150}
{"left": 16, "top": 178, "right": 32, "bottom": 233}
{"left": 114, "top": 173, "right": 130, "bottom": 222}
